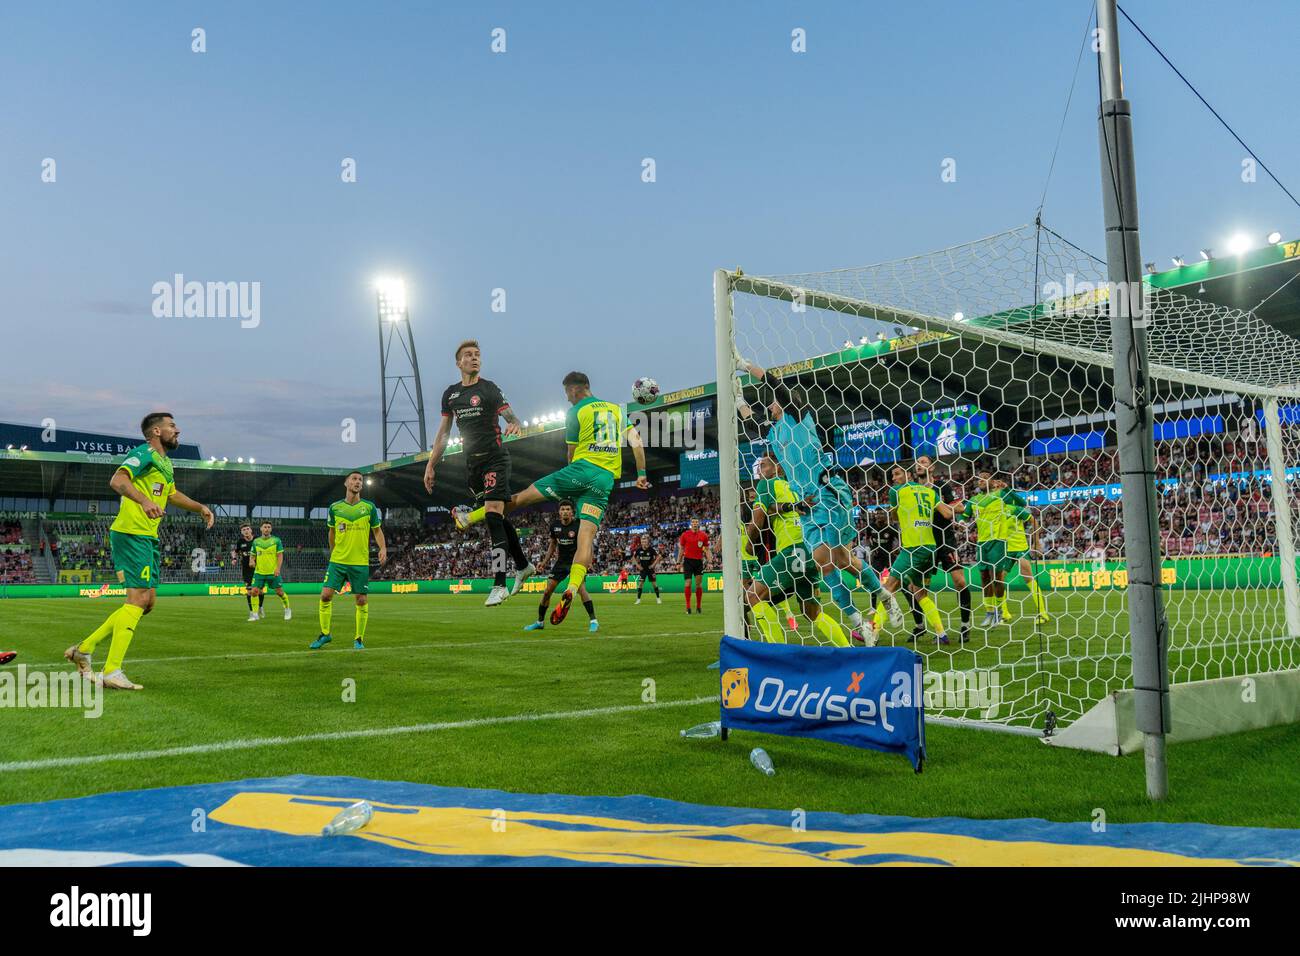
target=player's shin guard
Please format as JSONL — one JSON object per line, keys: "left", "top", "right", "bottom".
{"left": 813, "top": 613, "right": 850, "bottom": 647}
{"left": 355, "top": 603, "right": 369, "bottom": 640}
{"left": 752, "top": 602, "right": 784, "bottom": 643}
{"left": 827, "top": 575, "right": 858, "bottom": 618}
{"left": 485, "top": 512, "right": 511, "bottom": 588}
{"left": 318, "top": 599, "right": 333, "bottom": 635}
{"left": 958, "top": 585, "right": 972, "bottom": 625}
{"left": 537, "top": 599, "right": 549, "bottom": 622}
{"left": 568, "top": 563, "right": 588, "bottom": 595}
{"left": 636, "top": 579, "right": 644, "bottom": 598}
{"left": 103, "top": 603, "right": 144, "bottom": 674}
{"left": 582, "top": 599, "right": 595, "bottom": 620}
{"left": 502, "top": 518, "right": 528, "bottom": 571}
{"left": 1027, "top": 576, "right": 1047, "bottom": 616}
{"left": 79, "top": 607, "right": 122, "bottom": 654}
{"left": 919, "top": 596, "right": 945, "bottom": 637}
{"left": 684, "top": 581, "right": 692, "bottom": 609}
{"left": 279, "top": 592, "right": 290, "bottom": 608}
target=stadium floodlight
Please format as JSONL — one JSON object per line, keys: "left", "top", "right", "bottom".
{"left": 1200, "top": 248, "right": 1213, "bottom": 260}
{"left": 249, "top": 458, "right": 255, "bottom": 464}
{"left": 1227, "top": 233, "right": 1251, "bottom": 256}
{"left": 859, "top": 335, "right": 869, "bottom": 344}
{"left": 222, "top": 457, "right": 228, "bottom": 463}
{"left": 1144, "top": 262, "right": 1157, "bottom": 274}
{"left": 1268, "top": 231, "right": 1283, "bottom": 244}
{"left": 237, "top": 457, "right": 244, "bottom": 463}
{"left": 952, "top": 311, "right": 964, "bottom": 322}
{"left": 1171, "top": 256, "right": 1185, "bottom": 267}
{"left": 375, "top": 277, "right": 408, "bottom": 318}
{"left": 374, "top": 276, "right": 428, "bottom": 461}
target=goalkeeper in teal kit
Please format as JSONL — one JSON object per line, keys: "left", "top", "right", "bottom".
{"left": 737, "top": 358, "right": 901, "bottom": 639}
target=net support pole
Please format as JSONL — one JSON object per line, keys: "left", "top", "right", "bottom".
{"left": 1096, "top": 0, "right": 1170, "bottom": 800}
{"left": 714, "top": 270, "right": 745, "bottom": 640}
{"left": 1263, "top": 398, "right": 1300, "bottom": 636}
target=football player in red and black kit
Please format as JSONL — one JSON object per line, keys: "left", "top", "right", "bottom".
{"left": 677, "top": 517, "right": 710, "bottom": 613}
{"left": 524, "top": 500, "right": 598, "bottom": 631}
{"left": 632, "top": 534, "right": 662, "bottom": 605}
{"left": 233, "top": 522, "right": 256, "bottom": 618}
{"left": 423, "top": 339, "right": 533, "bottom": 607}
{"left": 913, "top": 454, "right": 973, "bottom": 644}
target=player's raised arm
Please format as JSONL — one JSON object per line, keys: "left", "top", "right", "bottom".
{"left": 625, "top": 423, "right": 650, "bottom": 489}
{"left": 424, "top": 411, "right": 453, "bottom": 494}
{"left": 168, "top": 489, "right": 214, "bottom": 528}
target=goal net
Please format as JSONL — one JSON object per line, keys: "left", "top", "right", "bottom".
{"left": 714, "top": 222, "right": 1300, "bottom": 737}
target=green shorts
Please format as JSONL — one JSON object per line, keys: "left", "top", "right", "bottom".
{"left": 251, "top": 573, "right": 284, "bottom": 591}
{"left": 755, "top": 544, "right": 818, "bottom": 604}
{"left": 111, "top": 530, "right": 159, "bottom": 590}
{"left": 1006, "top": 548, "right": 1030, "bottom": 564}
{"left": 323, "top": 562, "right": 370, "bottom": 595}
{"left": 891, "top": 546, "right": 938, "bottom": 586}
{"left": 977, "top": 540, "right": 1010, "bottom": 575}
{"left": 741, "top": 558, "right": 761, "bottom": 581}
{"left": 534, "top": 459, "right": 616, "bottom": 525}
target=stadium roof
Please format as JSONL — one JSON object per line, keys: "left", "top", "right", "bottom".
{"left": 1147, "top": 238, "right": 1300, "bottom": 339}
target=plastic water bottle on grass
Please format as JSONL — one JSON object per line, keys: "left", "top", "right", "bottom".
{"left": 322, "top": 800, "right": 373, "bottom": 836}
{"left": 681, "top": 720, "right": 722, "bottom": 739}
{"left": 750, "top": 748, "right": 775, "bottom": 776}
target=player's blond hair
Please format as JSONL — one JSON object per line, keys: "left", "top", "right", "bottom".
{"left": 455, "top": 339, "right": 479, "bottom": 361}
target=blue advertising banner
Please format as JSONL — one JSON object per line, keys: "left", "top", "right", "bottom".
{"left": 680, "top": 447, "right": 720, "bottom": 487}
{"left": 718, "top": 635, "right": 925, "bottom": 771}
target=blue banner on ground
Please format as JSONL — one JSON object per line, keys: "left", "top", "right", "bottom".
{"left": 3, "top": 775, "right": 1296, "bottom": 865}
{"left": 718, "top": 635, "right": 925, "bottom": 771}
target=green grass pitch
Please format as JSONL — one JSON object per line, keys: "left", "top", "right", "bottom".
{"left": 1, "top": 591, "right": 1297, "bottom": 829}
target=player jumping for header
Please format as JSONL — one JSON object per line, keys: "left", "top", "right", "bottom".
{"left": 424, "top": 340, "right": 533, "bottom": 607}
{"left": 458, "top": 371, "right": 650, "bottom": 626}
{"left": 737, "top": 359, "right": 898, "bottom": 638}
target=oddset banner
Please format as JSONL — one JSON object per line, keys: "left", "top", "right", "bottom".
{"left": 718, "top": 635, "right": 926, "bottom": 771}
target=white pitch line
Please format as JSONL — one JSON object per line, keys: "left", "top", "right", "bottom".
{"left": 0, "top": 696, "right": 720, "bottom": 774}
{"left": 2, "top": 628, "right": 720, "bottom": 671}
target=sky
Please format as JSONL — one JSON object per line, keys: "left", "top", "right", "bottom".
{"left": 1, "top": 0, "right": 1297, "bottom": 466}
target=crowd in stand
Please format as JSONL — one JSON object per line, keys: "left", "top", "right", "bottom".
{"left": 0, "top": 521, "right": 35, "bottom": 583}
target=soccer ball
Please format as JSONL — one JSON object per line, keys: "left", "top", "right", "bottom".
{"left": 632, "top": 377, "right": 660, "bottom": 405}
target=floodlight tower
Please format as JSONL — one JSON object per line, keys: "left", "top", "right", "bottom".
{"left": 375, "top": 277, "right": 429, "bottom": 461}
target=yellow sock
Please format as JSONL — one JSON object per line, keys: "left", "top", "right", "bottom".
{"left": 752, "top": 602, "right": 784, "bottom": 643}
{"left": 103, "top": 603, "right": 144, "bottom": 673}
{"left": 874, "top": 599, "right": 888, "bottom": 632}
{"left": 1000, "top": 595, "right": 1012, "bottom": 619}
{"left": 919, "top": 596, "right": 945, "bottom": 637}
{"left": 1027, "top": 578, "right": 1046, "bottom": 616}
{"left": 279, "top": 592, "right": 290, "bottom": 609}
{"left": 568, "top": 563, "right": 588, "bottom": 595}
{"left": 355, "top": 603, "right": 369, "bottom": 640}
{"left": 79, "top": 607, "right": 122, "bottom": 654}
{"left": 813, "top": 613, "right": 850, "bottom": 647}
{"left": 779, "top": 599, "right": 796, "bottom": 623}
{"left": 465, "top": 506, "right": 487, "bottom": 526}
{"left": 319, "top": 599, "right": 333, "bottom": 635}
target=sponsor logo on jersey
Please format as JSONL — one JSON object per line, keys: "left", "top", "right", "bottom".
{"left": 150, "top": 482, "right": 164, "bottom": 496}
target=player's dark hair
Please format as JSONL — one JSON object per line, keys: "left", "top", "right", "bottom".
{"left": 559, "top": 499, "right": 574, "bottom": 510}
{"left": 346, "top": 470, "right": 363, "bottom": 480}
{"left": 240, "top": 522, "right": 252, "bottom": 530}
{"left": 562, "top": 371, "right": 590, "bottom": 389}
{"left": 455, "top": 339, "right": 479, "bottom": 361}
{"left": 140, "top": 411, "right": 173, "bottom": 437}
